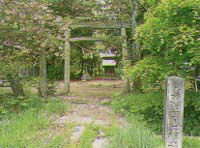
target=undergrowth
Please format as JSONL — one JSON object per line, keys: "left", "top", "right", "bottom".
{"left": 112, "top": 91, "right": 200, "bottom": 136}
{"left": 0, "top": 95, "right": 68, "bottom": 147}
{"left": 108, "top": 125, "right": 163, "bottom": 148}
{"left": 111, "top": 91, "right": 200, "bottom": 147}
{"left": 77, "top": 124, "right": 99, "bottom": 148}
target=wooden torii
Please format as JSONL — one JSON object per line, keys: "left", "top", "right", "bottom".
{"left": 63, "top": 22, "right": 132, "bottom": 95}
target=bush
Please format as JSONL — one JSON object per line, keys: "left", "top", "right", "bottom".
{"left": 47, "top": 64, "right": 64, "bottom": 80}
{"left": 112, "top": 92, "right": 164, "bottom": 133}
{"left": 0, "top": 95, "right": 44, "bottom": 119}
{"left": 112, "top": 90, "right": 200, "bottom": 136}
{"left": 184, "top": 90, "right": 200, "bottom": 136}
{"left": 0, "top": 95, "right": 68, "bottom": 119}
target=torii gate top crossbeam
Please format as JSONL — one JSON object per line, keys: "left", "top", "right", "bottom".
{"left": 70, "top": 22, "right": 132, "bottom": 29}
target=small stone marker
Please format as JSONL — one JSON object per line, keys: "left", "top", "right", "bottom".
{"left": 163, "top": 76, "right": 185, "bottom": 148}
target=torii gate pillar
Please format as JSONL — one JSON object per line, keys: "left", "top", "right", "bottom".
{"left": 64, "top": 26, "right": 71, "bottom": 95}
{"left": 121, "top": 27, "right": 130, "bottom": 92}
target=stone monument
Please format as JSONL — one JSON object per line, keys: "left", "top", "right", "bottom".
{"left": 163, "top": 76, "right": 185, "bottom": 148}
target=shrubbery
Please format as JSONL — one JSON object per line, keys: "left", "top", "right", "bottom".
{"left": 0, "top": 94, "right": 68, "bottom": 119}
{"left": 112, "top": 92, "right": 163, "bottom": 133}
{"left": 112, "top": 90, "right": 200, "bottom": 136}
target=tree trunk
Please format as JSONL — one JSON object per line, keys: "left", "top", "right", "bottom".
{"left": 39, "top": 48, "right": 47, "bottom": 98}
{"left": 64, "top": 27, "right": 71, "bottom": 95}
{"left": 121, "top": 27, "right": 131, "bottom": 93}
{"left": 132, "top": 1, "right": 141, "bottom": 63}
{"left": 8, "top": 76, "right": 25, "bottom": 98}
{"left": 131, "top": 1, "right": 142, "bottom": 93}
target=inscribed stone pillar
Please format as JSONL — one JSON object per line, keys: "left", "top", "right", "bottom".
{"left": 163, "top": 76, "right": 185, "bottom": 148}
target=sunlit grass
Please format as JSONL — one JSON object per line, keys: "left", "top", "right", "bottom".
{"left": 0, "top": 109, "right": 49, "bottom": 147}
{"left": 107, "top": 124, "right": 164, "bottom": 148}
{"left": 0, "top": 95, "right": 68, "bottom": 147}
{"left": 77, "top": 124, "right": 99, "bottom": 148}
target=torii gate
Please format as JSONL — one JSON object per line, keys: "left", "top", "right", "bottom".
{"left": 63, "top": 22, "right": 132, "bottom": 95}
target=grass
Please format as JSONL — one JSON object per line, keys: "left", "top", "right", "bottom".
{"left": 107, "top": 118, "right": 164, "bottom": 148}
{"left": 44, "top": 135, "right": 65, "bottom": 148}
{"left": 0, "top": 95, "right": 68, "bottom": 147}
{"left": 109, "top": 92, "right": 165, "bottom": 148}
{"left": 67, "top": 124, "right": 99, "bottom": 148}
{"left": 77, "top": 124, "right": 99, "bottom": 148}
{"left": 111, "top": 92, "right": 200, "bottom": 148}
{"left": 183, "top": 136, "right": 200, "bottom": 148}
{"left": 45, "top": 98, "right": 68, "bottom": 115}
{"left": 0, "top": 109, "right": 49, "bottom": 147}
{"left": 111, "top": 92, "right": 164, "bottom": 133}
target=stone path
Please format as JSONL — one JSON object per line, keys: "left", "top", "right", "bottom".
{"left": 92, "top": 138, "right": 108, "bottom": 148}
{"left": 56, "top": 80, "right": 124, "bottom": 148}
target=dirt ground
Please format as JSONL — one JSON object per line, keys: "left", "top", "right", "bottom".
{"left": 56, "top": 80, "right": 125, "bottom": 147}
{"left": 57, "top": 80, "right": 124, "bottom": 124}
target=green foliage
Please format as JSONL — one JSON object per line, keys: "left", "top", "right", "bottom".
{"left": 184, "top": 90, "right": 200, "bottom": 136}
{"left": 0, "top": 94, "right": 68, "bottom": 147}
{"left": 77, "top": 124, "right": 99, "bottom": 148}
{"left": 183, "top": 136, "right": 200, "bottom": 148}
{"left": 0, "top": 0, "right": 62, "bottom": 97}
{"left": 0, "top": 109, "right": 49, "bottom": 147}
{"left": 126, "top": 57, "right": 167, "bottom": 91}
{"left": 45, "top": 136, "right": 65, "bottom": 148}
{"left": 0, "top": 94, "right": 68, "bottom": 118}
{"left": 0, "top": 95, "right": 43, "bottom": 118}
{"left": 45, "top": 99, "right": 68, "bottom": 115}
{"left": 112, "top": 91, "right": 200, "bottom": 136}
{"left": 131, "top": 0, "right": 200, "bottom": 90}
{"left": 112, "top": 92, "right": 164, "bottom": 133}
{"left": 47, "top": 64, "right": 64, "bottom": 80}
{"left": 108, "top": 122, "right": 163, "bottom": 148}
{"left": 49, "top": 0, "right": 95, "bottom": 17}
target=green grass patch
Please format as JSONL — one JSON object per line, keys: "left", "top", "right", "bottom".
{"left": 0, "top": 95, "right": 68, "bottom": 147}
{"left": 111, "top": 92, "right": 164, "bottom": 133}
{"left": 66, "top": 124, "right": 99, "bottom": 148}
{"left": 0, "top": 109, "right": 49, "bottom": 147}
{"left": 112, "top": 91, "right": 200, "bottom": 136}
{"left": 183, "top": 136, "right": 200, "bottom": 148}
{"left": 45, "top": 99, "right": 68, "bottom": 115}
{"left": 107, "top": 116, "right": 164, "bottom": 148}
{"left": 111, "top": 91, "right": 200, "bottom": 147}
{"left": 76, "top": 124, "right": 99, "bottom": 148}
{"left": 44, "top": 135, "right": 65, "bottom": 148}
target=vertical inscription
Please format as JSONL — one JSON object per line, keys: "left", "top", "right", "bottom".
{"left": 163, "top": 76, "right": 184, "bottom": 148}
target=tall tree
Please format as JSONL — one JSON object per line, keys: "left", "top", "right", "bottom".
{"left": 0, "top": 0, "right": 61, "bottom": 97}
{"left": 128, "top": 0, "right": 200, "bottom": 91}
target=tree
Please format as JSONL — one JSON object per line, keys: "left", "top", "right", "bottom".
{"left": 128, "top": 0, "right": 200, "bottom": 91}
{"left": 0, "top": 0, "right": 62, "bottom": 98}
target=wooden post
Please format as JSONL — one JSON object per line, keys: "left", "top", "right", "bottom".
{"left": 163, "top": 76, "right": 185, "bottom": 148}
{"left": 121, "top": 27, "right": 130, "bottom": 92}
{"left": 64, "top": 26, "right": 71, "bottom": 95}
{"left": 131, "top": 1, "right": 142, "bottom": 93}
{"left": 131, "top": 1, "right": 141, "bottom": 63}
{"left": 39, "top": 48, "right": 47, "bottom": 98}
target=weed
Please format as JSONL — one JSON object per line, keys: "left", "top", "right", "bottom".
{"left": 107, "top": 124, "right": 164, "bottom": 148}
